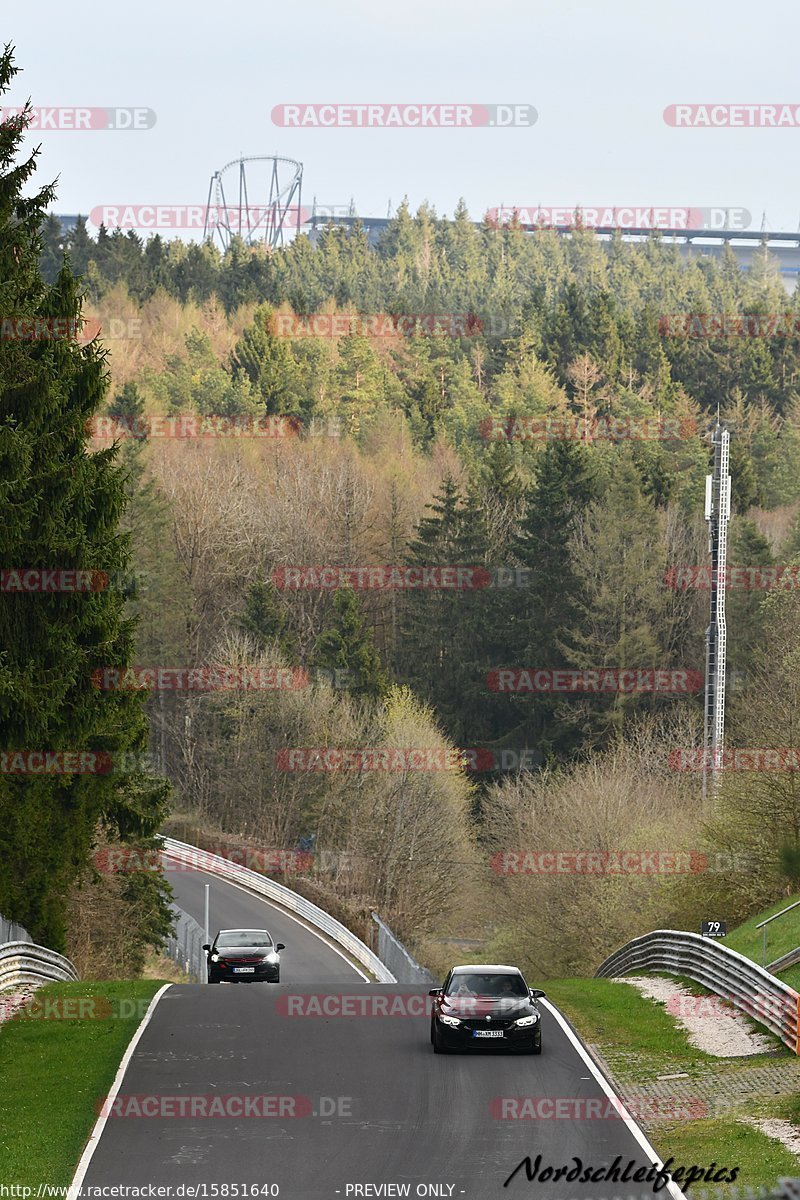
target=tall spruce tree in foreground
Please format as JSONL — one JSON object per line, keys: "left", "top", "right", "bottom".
{"left": 0, "top": 48, "right": 169, "bottom": 948}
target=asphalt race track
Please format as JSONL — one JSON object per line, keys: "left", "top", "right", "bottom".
{"left": 79, "top": 867, "right": 678, "bottom": 1199}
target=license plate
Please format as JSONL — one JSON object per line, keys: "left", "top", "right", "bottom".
{"left": 233, "top": 967, "right": 256, "bottom": 973}
{"left": 473, "top": 1029, "right": 503, "bottom": 1038}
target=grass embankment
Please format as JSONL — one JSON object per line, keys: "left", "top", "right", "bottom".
{"left": 721, "top": 893, "right": 800, "bottom": 992}
{"left": 544, "top": 978, "right": 800, "bottom": 1189}
{"left": 0, "top": 979, "right": 165, "bottom": 1187}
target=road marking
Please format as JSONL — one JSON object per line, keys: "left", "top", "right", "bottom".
{"left": 539, "top": 997, "right": 687, "bottom": 1200}
{"left": 175, "top": 864, "right": 370, "bottom": 982}
{"left": 70, "top": 983, "right": 172, "bottom": 1189}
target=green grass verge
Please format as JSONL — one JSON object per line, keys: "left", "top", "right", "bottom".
{"left": 0, "top": 979, "right": 165, "bottom": 1187}
{"left": 654, "top": 1119, "right": 799, "bottom": 1185}
{"left": 722, "top": 893, "right": 800, "bottom": 992}
{"left": 543, "top": 978, "right": 800, "bottom": 1189}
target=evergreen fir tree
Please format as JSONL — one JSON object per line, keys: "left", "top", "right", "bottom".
{"left": 313, "top": 586, "right": 388, "bottom": 700}
{"left": 236, "top": 580, "right": 297, "bottom": 659}
{"left": 0, "top": 50, "right": 170, "bottom": 947}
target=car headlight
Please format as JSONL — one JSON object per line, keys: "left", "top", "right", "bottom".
{"left": 263, "top": 952, "right": 280, "bottom": 964}
{"left": 515, "top": 1013, "right": 539, "bottom": 1027}
{"left": 210, "top": 954, "right": 219, "bottom": 963}
{"left": 440, "top": 1014, "right": 462, "bottom": 1027}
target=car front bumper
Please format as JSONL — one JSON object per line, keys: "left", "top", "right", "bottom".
{"left": 435, "top": 1019, "right": 541, "bottom": 1050}
{"left": 208, "top": 962, "right": 279, "bottom": 982}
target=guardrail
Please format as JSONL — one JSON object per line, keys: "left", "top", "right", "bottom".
{"left": 164, "top": 905, "right": 207, "bottom": 982}
{"left": 757, "top": 899, "right": 800, "bottom": 966}
{"left": 595, "top": 929, "right": 800, "bottom": 1055}
{"left": 0, "top": 941, "right": 79, "bottom": 990}
{"left": 0, "top": 914, "right": 32, "bottom": 945}
{"left": 371, "top": 912, "right": 435, "bottom": 985}
{"left": 161, "top": 838, "right": 396, "bottom": 983}
{"left": 768, "top": 946, "right": 800, "bottom": 974}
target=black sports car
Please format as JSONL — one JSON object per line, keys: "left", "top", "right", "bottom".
{"left": 430, "top": 964, "right": 544, "bottom": 1053}
{"left": 203, "top": 928, "right": 285, "bottom": 983}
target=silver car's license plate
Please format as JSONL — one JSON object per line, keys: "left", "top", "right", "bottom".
{"left": 233, "top": 967, "right": 256, "bottom": 973}
{"left": 473, "top": 1029, "right": 503, "bottom": 1037}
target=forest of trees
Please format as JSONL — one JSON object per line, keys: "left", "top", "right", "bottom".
{"left": 3, "top": 59, "right": 800, "bottom": 977}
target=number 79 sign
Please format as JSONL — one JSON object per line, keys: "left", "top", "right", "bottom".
{"left": 701, "top": 920, "right": 727, "bottom": 937}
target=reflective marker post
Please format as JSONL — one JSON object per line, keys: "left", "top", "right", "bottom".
{"left": 204, "top": 883, "right": 210, "bottom": 984}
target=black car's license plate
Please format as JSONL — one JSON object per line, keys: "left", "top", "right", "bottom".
{"left": 233, "top": 967, "right": 256, "bottom": 973}
{"left": 473, "top": 1029, "right": 503, "bottom": 1037}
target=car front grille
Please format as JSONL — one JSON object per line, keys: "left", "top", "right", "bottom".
{"left": 460, "top": 1018, "right": 515, "bottom": 1031}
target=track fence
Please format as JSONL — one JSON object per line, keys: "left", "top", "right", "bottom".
{"left": 163, "top": 906, "right": 207, "bottom": 982}
{"left": 371, "top": 912, "right": 436, "bottom": 985}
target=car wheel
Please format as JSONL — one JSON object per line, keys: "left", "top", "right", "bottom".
{"left": 208, "top": 976, "right": 219, "bottom": 984}
{"left": 432, "top": 1024, "right": 450, "bottom": 1054}
{"left": 531, "top": 1040, "right": 542, "bottom": 1055}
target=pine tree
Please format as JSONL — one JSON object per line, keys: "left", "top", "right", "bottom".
{"left": 236, "top": 580, "right": 297, "bottom": 659}
{"left": 398, "top": 477, "right": 493, "bottom": 742}
{"left": 108, "top": 380, "right": 145, "bottom": 431}
{"left": 230, "top": 304, "right": 304, "bottom": 415}
{"left": 501, "top": 440, "right": 598, "bottom": 760}
{"left": 726, "top": 519, "right": 774, "bottom": 695}
{"left": 0, "top": 50, "right": 169, "bottom": 947}
{"left": 39, "top": 213, "right": 65, "bottom": 284}
{"left": 65, "top": 215, "right": 94, "bottom": 277}
{"left": 313, "top": 586, "right": 388, "bottom": 700}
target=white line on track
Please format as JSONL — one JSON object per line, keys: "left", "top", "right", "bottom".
{"left": 539, "top": 997, "right": 687, "bottom": 1200}
{"left": 70, "top": 983, "right": 172, "bottom": 1190}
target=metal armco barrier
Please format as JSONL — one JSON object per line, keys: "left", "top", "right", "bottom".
{"left": 0, "top": 914, "right": 32, "bottom": 945}
{"left": 164, "top": 905, "right": 207, "bottom": 982}
{"left": 769, "top": 946, "right": 800, "bottom": 974}
{"left": 161, "top": 838, "right": 396, "bottom": 983}
{"left": 596, "top": 929, "right": 800, "bottom": 1055}
{"left": 372, "top": 911, "right": 435, "bottom": 985}
{"left": 0, "top": 941, "right": 79, "bottom": 990}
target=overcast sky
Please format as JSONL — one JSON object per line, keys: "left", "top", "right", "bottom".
{"left": 8, "top": 0, "right": 800, "bottom": 237}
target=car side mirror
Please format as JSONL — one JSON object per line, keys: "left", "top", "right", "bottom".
{"left": 530, "top": 989, "right": 545, "bottom": 999}
{"left": 202, "top": 944, "right": 211, "bottom": 952}
{"left": 276, "top": 943, "right": 285, "bottom": 951}
{"left": 428, "top": 988, "right": 442, "bottom": 996}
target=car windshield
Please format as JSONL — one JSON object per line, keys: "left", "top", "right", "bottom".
{"left": 446, "top": 973, "right": 527, "bottom": 997}
{"left": 216, "top": 932, "right": 272, "bottom": 948}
